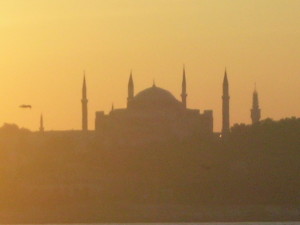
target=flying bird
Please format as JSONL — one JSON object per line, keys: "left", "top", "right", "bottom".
{"left": 19, "top": 104, "right": 32, "bottom": 109}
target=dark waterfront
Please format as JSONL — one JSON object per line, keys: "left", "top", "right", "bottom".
{"left": 6, "top": 223, "right": 300, "bottom": 225}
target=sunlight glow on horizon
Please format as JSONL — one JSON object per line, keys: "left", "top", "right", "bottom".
{"left": 0, "top": 0, "right": 299, "bottom": 132}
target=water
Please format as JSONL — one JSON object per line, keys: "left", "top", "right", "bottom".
{"left": 6, "top": 223, "right": 300, "bottom": 225}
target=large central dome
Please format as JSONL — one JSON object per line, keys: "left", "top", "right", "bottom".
{"left": 129, "top": 85, "right": 183, "bottom": 111}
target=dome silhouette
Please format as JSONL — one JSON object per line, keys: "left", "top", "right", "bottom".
{"left": 130, "top": 85, "right": 183, "bottom": 111}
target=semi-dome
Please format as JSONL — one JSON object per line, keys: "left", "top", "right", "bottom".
{"left": 129, "top": 85, "right": 183, "bottom": 111}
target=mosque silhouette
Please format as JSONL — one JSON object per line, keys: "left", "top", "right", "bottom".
{"left": 40, "top": 67, "right": 261, "bottom": 142}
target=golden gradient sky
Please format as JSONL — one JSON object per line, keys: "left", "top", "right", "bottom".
{"left": 0, "top": 0, "right": 299, "bottom": 132}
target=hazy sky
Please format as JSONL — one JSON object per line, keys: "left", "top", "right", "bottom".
{"left": 0, "top": 0, "right": 299, "bottom": 132}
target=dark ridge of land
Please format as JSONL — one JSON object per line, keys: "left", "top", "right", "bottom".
{"left": 0, "top": 117, "right": 299, "bottom": 223}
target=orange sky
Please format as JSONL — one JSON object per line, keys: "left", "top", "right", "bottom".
{"left": 0, "top": 0, "right": 299, "bottom": 132}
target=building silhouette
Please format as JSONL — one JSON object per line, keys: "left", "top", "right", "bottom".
{"left": 127, "top": 71, "right": 134, "bottom": 108}
{"left": 222, "top": 69, "right": 230, "bottom": 135}
{"left": 251, "top": 85, "right": 261, "bottom": 124}
{"left": 39, "top": 114, "right": 44, "bottom": 132}
{"left": 181, "top": 66, "right": 187, "bottom": 108}
{"left": 81, "top": 72, "right": 88, "bottom": 131}
{"left": 95, "top": 69, "right": 213, "bottom": 142}
{"left": 39, "top": 67, "right": 263, "bottom": 138}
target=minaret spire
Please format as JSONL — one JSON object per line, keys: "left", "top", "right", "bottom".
{"left": 111, "top": 103, "right": 114, "bottom": 112}
{"left": 39, "top": 113, "right": 44, "bottom": 132}
{"left": 222, "top": 68, "right": 230, "bottom": 135}
{"left": 127, "top": 70, "right": 134, "bottom": 108}
{"left": 81, "top": 71, "right": 88, "bottom": 131}
{"left": 251, "top": 83, "right": 261, "bottom": 124}
{"left": 181, "top": 65, "right": 187, "bottom": 108}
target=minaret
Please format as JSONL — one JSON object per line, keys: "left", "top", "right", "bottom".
{"left": 181, "top": 65, "right": 187, "bottom": 108}
{"left": 222, "top": 68, "right": 230, "bottom": 135}
{"left": 111, "top": 103, "right": 114, "bottom": 112}
{"left": 127, "top": 71, "right": 134, "bottom": 108}
{"left": 81, "top": 72, "right": 88, "bottom": 131}
{"left": 39, "top": 114, "right": 44, "bottom": 132}
{"left": 251, "top": 84, "right": 261, "bottom": 124}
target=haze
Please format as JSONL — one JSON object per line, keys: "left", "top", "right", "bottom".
{"left": 0, "top": 0, "right": 299, "bottom": 131}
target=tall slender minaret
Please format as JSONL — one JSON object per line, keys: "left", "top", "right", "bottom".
{"left": 81, "top": 72, "right": 88, "bottom": 131}
{"left": 222, "top": 69, "right": 230, "bottom": 135}
{"left": 127, "top": 71, "right": 134, "bottom": 108}
{"left": 251, "top": 84, "right": 261, "bottom": 124}
{"left": 111, "top": 103, "right": 114, "bottom": 112}
{"left": 39, "top": 114, "right": 44, "bottom": 132}
{"left": 181, "top": 65, "right": 187, "bottom": 108}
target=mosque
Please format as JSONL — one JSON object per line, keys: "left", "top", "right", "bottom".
{"left": 94, "top": 68, "right": 213, "bottom": 142}
{"left": 40, "top": 67, "right": 261, "bottom": 141}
